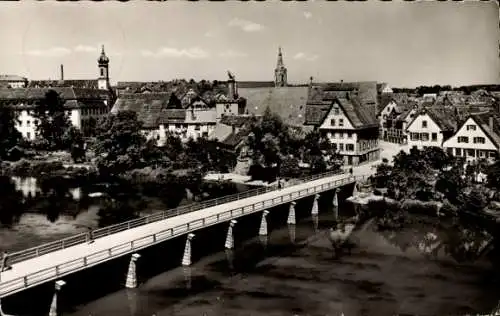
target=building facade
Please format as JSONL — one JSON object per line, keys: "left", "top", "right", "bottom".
{"left": 0, "top": 75, "right": 28, "bottom": 88}
{"left": 443, "top": 112, "right": 500, "bottom": 162}
{"left": 405, "top": 108, "right": 456, "bottom": 150}
{"left": 305, "top": 93, "right": 380, "bottom": 166}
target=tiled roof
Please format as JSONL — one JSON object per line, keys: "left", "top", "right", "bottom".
{"left": 157, "top": 109, "right": 186, "bottom": 125}
{"left": 211, "top": 123, "right": 234, "bottom": 143}
{"left": 304, "top": 103, "right": 332, "bottom": 126}
{"left": 222, "top": 127, "right": 251, "bottom": 147}
{"left": 28, "top": 80, "right": 98, "bottom": 89}
{"left": 220, "top": 115, "right": 258, "bottom": 127}
{"left": 238, "top": 86, "right": 309, "bottom": 127}
{"left": 237, "top": 81, "right": 275, "bottom": 89}
{"left": 0, "top": 75, "right": 27, "bottom": 82}
{"left": 340, "top": 97, "right": 378, "bottom": 128}
{"left": 112, "top": 93, "right": 172, "bottom": 128}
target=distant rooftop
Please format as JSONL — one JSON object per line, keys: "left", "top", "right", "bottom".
{"left": 0, "top": 75, "right": 27, "bottom": 82}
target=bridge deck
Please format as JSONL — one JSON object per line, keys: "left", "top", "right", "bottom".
{"left": 0, "top": 173, "right": 360, "bottom": 297}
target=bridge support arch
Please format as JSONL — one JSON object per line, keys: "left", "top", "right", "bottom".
{"left": 225, "top": 220, "right": 237, "bottom": 249}
{"left": 311, "top": 194, "right": 320, "bottom": 215}
{"left": 182, "top": 233, "right": 196, "bottom": 266}
{"left": 259, "top": 210, "right": 270, "bottom": 236}
{"left": 48, "top": 280, "right": 66, "bottom": 316}
{"left": 287, "top": 201, "right": 296, "bottom": 225}
{"left": 125, "top": 253, "right": 141, "bottom": 289}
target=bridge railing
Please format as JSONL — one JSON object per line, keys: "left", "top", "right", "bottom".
{"left": 0, "top": 174, "right": 367, "bottom": 297}
{"left": 7, "top": 169, "right": 361, "bottom": 265}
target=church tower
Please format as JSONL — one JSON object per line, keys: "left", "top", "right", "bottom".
{"left": 97, "top": 45, "right": 110, "bottom": 90}
{"left": 274, "top": 47, "right": 287, "bottom": 87}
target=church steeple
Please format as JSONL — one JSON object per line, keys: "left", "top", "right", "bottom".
{"left": 274, "top": 47, "right": 287, "bottom": 87}
{"left": 97, "top": 45, "right": 110, "bottom": 90}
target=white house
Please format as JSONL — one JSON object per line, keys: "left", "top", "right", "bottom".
{"left": 443, "top": 112, "right": 500, "bottom": 162}
{"left": 0, "top": 75, "right": 28, "bottom": 88}
{"left": 406, "top": 107, "right": 456, "bottom": 150}
{"left": 305, "top": 94, "right": 380, "bottom": 166}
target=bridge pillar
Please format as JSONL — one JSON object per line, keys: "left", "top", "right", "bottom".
{"left": 48, "top": 280, "right": 66, "bottom": 316}
{"left": 288, "top": 224, "right": 296, "bottom": 244}
{"left": 224, "top": 220, "right": 237, "bottom": 249}
{"left": 125, "top": 253, "right": 141, "bottom": 289}
{"left": 259, "top": 210, "right": 270, "bottom": 236}
{"left": 333, "top": 189, "right": 339, "bottom": 207}
{"left": 287, "top": 201, "right": 296, "bottom": 225}
{"left": 352, "top": 182, "right": 359, "bottom": 197}
{"left": 182, "top": 233, "right": 196, "bottom": 266}
{"left": 311, "top": 194, "right": 319, "bottom": 215}
{"left": 126, "top": 288, "right": 138, "bottom": 316}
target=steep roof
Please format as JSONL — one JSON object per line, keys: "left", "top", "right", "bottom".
{"left": 238, "top": 86, "right": 309, "bottom": 127}
{"left": 304, "top": 103, "right": 332, "bottom": 126}
{"left": 111, "top": 93, "right": 172, "bottom": 128}
{"left": 340, "top": 97, "right": 378, "bottom": 128}
{"left": 470, "top": 111, "right": 500, "bottom": 148}
{"left": 157, "top": 109, "right": 186, "bottom": 125}
{"left": 237, "top": 81, "right": 275, "bottom": 89}
{"left": 220, "top": 115, "right": 258, "bottom": 127}
{"left": 407, "top": 107, "right": 458, "bottom": 132}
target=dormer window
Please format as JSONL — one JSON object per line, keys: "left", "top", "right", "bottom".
{"left": 330, "top": 119, "right": 335, "bottom": 126}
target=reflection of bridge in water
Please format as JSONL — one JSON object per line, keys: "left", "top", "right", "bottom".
{"left": 0, "top": 171, "right": 367, "bottom": 315}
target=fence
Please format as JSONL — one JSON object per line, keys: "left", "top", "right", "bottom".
{"left": 7, "top": 169, "right": 350, "bottom": 265}
{"left": 0, "top": 173, "right": 366, "bottom": 298}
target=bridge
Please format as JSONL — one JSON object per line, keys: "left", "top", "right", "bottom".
{"left": 0, "top": 171, "right": 366, "bottom": 313}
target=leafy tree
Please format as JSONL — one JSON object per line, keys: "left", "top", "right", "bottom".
{"left": 464, "top": 188, "right": 488, "bottom": 213}
{"left": 34, "top": 90, "right": 71, "bottom": 150}
{"left": 435, "top": 161, "right": 466, "bottom": 205}
{"left": 63, "top": 126, "right": 85, "bottom": 163}
{"left": 0, "top": 104, "right": 22, "bottom": 160}
{"left": 94, "top": 111, "right": 149, "bottom": 176}
{"left": 280, "top": 156, "right": 301, "bottom": 178}
{"left": 487, "top": 160, "right": 500, "bottom": 189}
{"left": 373, "top": 162, "right": 392, "bottom": 188}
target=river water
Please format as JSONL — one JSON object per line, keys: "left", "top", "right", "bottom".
{"left": 0, "top": 176, "right": 249, "bottom": 253}
{"left": 61, "top": 205, "right": 500, "bottom": 316}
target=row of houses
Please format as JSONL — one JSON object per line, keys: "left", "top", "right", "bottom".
{"left": 377, "top": 91, "right": 500, "bottom": 162}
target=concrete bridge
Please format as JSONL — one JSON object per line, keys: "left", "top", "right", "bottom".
{"left": 0, "top": 171, "right": 367, "bottom": 315}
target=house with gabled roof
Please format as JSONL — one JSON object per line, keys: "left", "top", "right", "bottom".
{"left": 378, "top": 98, "right": 418, "bottom": 144}
{"left": 304, "top": 92, "right": 380, "bottom": 166}
{"left": 443, "top": 110, "right": 500, "bottom": 162}
{"left": 405, "top": 107, "right": 459, "bottom": 150}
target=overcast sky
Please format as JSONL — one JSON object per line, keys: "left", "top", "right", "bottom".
{"left": 0, "top": 1, "right": 498, "bottom": 88}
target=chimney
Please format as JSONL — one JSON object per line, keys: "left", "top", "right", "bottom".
{"left": 60, "top": 64, "right": 64, "bottom": 81}
{"left": 490, "top": 116, "right": 494, "bottom": 131}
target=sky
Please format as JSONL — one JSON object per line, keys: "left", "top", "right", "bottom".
{"left": 0, "top": 1, "right": 498, "bottom": 88}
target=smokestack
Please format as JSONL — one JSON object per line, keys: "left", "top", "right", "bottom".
{"left": 60, "top": 64, "right": 64, "bottom": 81}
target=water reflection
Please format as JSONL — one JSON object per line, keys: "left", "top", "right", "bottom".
{"left": 375, "top": 214, "right": 495, "bottom": 263}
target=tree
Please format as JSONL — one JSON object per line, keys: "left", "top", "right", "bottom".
{"left": 464, "top": 188, "right": 488, "bottom": 213}
{"left": 34, "top": 90, "right": 71, "bottom": 150}
{"left": 280, "top": 156, "right": 301, "bottom": 178}
{"left": 435, "top": 161, "right": 466, "bottom": 205}
{"left": 0, "top": 104, "right": 22, "bottom": 160}
{"left": 93, "top": 111, "right": 149, "bottom": 176}
{"left": 487, "top": 160, "right": 500, "bottom": 189}
{"left": 63, "top": 126, "right": 85, "bottom": 163}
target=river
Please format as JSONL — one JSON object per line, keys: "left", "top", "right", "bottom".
{"left": 0, "top": 176, "right": 250, "bottom": 253}
{"left": 59, "top": 203, "right": 500, "bottom": 316}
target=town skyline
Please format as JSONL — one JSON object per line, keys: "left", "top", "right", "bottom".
{"left": 0, "top": 1, "right": 498, "bottom": 88}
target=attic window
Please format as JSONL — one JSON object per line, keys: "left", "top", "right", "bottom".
{"left": 333, "top": 107, "right": 340, "bottom": 115}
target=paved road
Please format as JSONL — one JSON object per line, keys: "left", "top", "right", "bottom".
{"left": 0, "top": 173, "right": 355, "bottom": 294}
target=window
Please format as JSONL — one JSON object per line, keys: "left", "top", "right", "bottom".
{"left": 480, "top": 151, "right": 485, "bottom": 157}
{"left": 175, "top": 124, "right": 181, "bottom": 129}
{"left": 26, "top": 120, "right": 30, "bottom": 127}
{"left": 333, "top": 107, "right": 340, "bottom": 115}
{"left": 431, "top": 133, "right": 437, "bottom": 141}
{"left": 26, "top": 132, "right": 30, "bottom": 139}
{"left": 422, "top": 120, "right": 427, "bottom": 128}
{"left": 339, "top": 143, "right": 344, "bottom": 151}
{"left": 490, "top": 151, "right": 497, "bottom": 158}
{"left": 420, "top": 133, "right": 429, "bottom": 141}
{"left": 339, "top": 133, "right": 344, "bottom": 139}
{"left": 455, "top": 148, "right": 461, "bottom": 156}
{"left": 346, "top": 144, "right": 354, "bottom": 151}
{"left": 467, "top": 149, "right": 475, "bottom": 157}
{"left": 473, "top": 137, "right": 485, "bottom": 144}
{"left": 411, "top": 133, "right": 419, "bottom": 141}
{"left": 458, "top": 136, "right": 469, "bottom": 143}
{"left": 195, "top": 125, "right": 200, "bottom": 131}
{"left": 330, "top": 119, "right": 335, "bottom": 126}
{"left": 339, "top": 119, "right": 344, "bottom": 127}
{"left": 100, "top": 68, "right": 104, "bottom": 76}
{"left": 466, "top": 125, "right": 476, "bottom": 131}
{"left": 446, "top": 148, "right": 453, "bottom": 155}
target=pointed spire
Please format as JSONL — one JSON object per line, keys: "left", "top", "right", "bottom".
{"left": 101, "top": 45, "right": 105, "bottom": 55}
{"left": 276, "top": 46, "right": 284, "bottom": 68}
